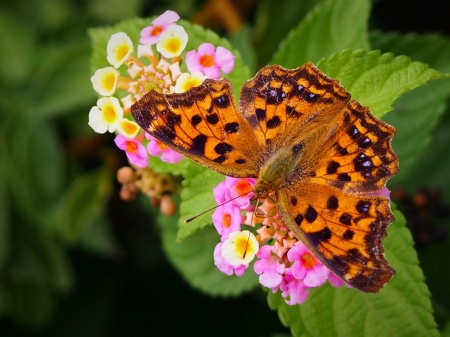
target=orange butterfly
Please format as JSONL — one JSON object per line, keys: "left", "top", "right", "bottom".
{"left": 131, "top": 63, "right": 398, "bottom": 292}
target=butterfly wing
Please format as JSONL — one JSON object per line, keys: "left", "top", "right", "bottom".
{"left": 276, "top": 98, "right": 397, "bottom": 292}
{"left": 239, "top": 63, "right": 351, "bottom": 155}
{"left": 310, "top": 100, "right": 399, "bottom": 193}
{"left": 276, "top": 183, "right": 394, "bottom": 293}
{"left": 131, "top": 79, "right": 262, "bottom": 178}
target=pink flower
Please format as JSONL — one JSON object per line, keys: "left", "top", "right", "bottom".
{"left": 213, "top": 177, "right": 255, "bottom": 209}
{"left": 114, "top": 135, "right": 148, "bottom": 168}
{"left": 279, "top": 268, "right": 310, "bottom": 305}
{"left": 328, "top": 272, "right": 345, "bottom": 288}
{"left": 140, "top": 10, "right": 180, "bottom": 45}
{"left": 145, "top": 133, "right": 183, "bottom": 163}
{"left": 288, "top": 243, "right": 329, "bottom": 288}
{"left": 212, "top": 203, "right": 243, "bottom": 239}
{"left": 254, "top": 245, "right": 285, "bottom": 289}
{"left": 213, "top": 242, "right": 248, "bottom": 277}
{"left": 364, "top": 186, "right": 391, "bottom": 201}
{"left": 185, "top": 43, "right": 235, "bottom": 79}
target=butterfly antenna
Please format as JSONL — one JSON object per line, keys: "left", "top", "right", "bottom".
{"left": 184, "top": 191, "right": 251, "bottom": 223}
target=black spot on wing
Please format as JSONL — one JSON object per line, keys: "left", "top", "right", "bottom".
{"left": 190, "top": 134, "right": 207, "bottom": 155}
{"left": 206, "top": 113, "right": 219, "bottom": 125}
{"left": 214, "top": 142, "right": 233, "bottom": 155}
{"left": 343, "top": 229, "right": 354, "bottom": 240}
{"left": 305, "top": 206, "right": 318, "bottom": 223}
{"left": 338, "top": 173, "right": 351, "bottom": 182}
{"left": 327, "top": 196, "right": 338, "bottom": 209}
{"left": 339, "top": 213, "right": 352, "bottom": 225}
{"left": 166, "top": 111, "right": 181, "bottom": 127}
{"left": 266, "top": 116, "right": 281, "bottom": 129}
{"left": 286, "top": 105, "right": 302, "bottom": 118}
{"left": 295, "top": 214, "right": 304, "bottom": 225}
{"left": 225, "top": 122, "right": 239, "bottom": 134}
{"left": 356, "top": 201, "right": 371, "bottom": 215}
{"left": 256, "top": 108, "right": 266, "bottom": 121}
{"left": 191, "top": 115, "right": 202, "bottom": 126}
{"left": 264, "top": 87, "right": 287, "bottom": 105}
{"left": 214, "top": 95, "right": 230, "bottom": 108}
{"left": 213, "top": 155, "right": 226, "bottom": 163}
{"left": 306, "top": 227, "right": 332, "bottom": 243}
{"left": 290, "top": 196, "right": 297, "bottom": 206}
{"left": 327, "top": 161, "right": 340, "bottom": 174}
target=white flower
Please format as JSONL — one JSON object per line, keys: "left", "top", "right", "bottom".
{"left": 88, "top": 96, "right": 123, "bottom": 133}
{"left": 156, "top": 25, "right": 188, "bottom": 58}
{"left": 90, "top": 67, "right": 120, "bottom": 96}
{"left": 174, "top": 71, "right": 207, "bottom": 93}
{"left": 107, "top": 32, "right": 133, "bottom": 68}
{"left": 221, "top": 231, "right": 259, "bottom": 266}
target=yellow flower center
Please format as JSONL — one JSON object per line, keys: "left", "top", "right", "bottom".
{"left": 125, "top": 141, "right": 138, "bottom": 154}
{"left": 102, "top": 72, "right": 116, "bottom": 92}
{"left": 181, "top": 77, "right": 203, "bottom": 92}
{"left": 151, "top": 25, "right": 163, "bottom": 36}
{"left": 102, "top": 104, "right": 117, "bottom": 123}
{"left": 235, "top": 236, "right": 250, "bottom": 258}
{"left": 199, "top": 54, "right": 215, "bottom": 67}
{"left": 122, "top": 121, "right": 139, "bottom": 136}
{"left": 163, "top": 37, "right": 182, "bottom": 54}
{"left": 116, "top": 44, "right": 130, "bottom": 61}
{"left": 301, "top": 253, "right": 316, "bottom": 269}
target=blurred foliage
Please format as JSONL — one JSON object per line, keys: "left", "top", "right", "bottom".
{"left": 1, "top": 0, "right": 450, "bottom": 336}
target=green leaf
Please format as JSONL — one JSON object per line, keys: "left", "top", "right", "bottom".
{"left": 0, "top": 155, "right": 11, "bottom": 271}
{"left": 370, "top": 31, "right": 450, "bottom": 179}
{"left": 148, "top": 156, "right": 189, "bottom": 176}
{"left": 370, "top": 31, "right": 450, "bottom": 74}
{"left": 271, "top": 0, "right": 370, "bottom": 67}
{"left": 89, "top": 18, "right": 250, "bottom": 98}
{"left": 268, "top": 208, "right": 439, "bottom": 337}
{"left": 0, "top": 11, "right": 34, "bottom": 84}
{"left": 5, "top": 118, "right": 64, "bottom": 222}
{"left": 177, "top": 161, "right": 224, "bottom": 241}
{"left": 253, "top": 0, "right": 318, "bottom": 67}
{"left": 158, "top": 209, "right": 259, "bottom": 296}
{"left": 317, "top": 50, "right": 440, "bottom": 118}
{"left": 384, "top": 78, "right": 450, "bottom": 181}
{"left": 33, "top": 39, "right": 96, "bottom": 118}
{"left": 55, "top": 168, "right": 116, "bottom": 255}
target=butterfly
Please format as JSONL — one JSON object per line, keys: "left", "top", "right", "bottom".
{"left": 131, "top": 62, "right": 399, "bottom": 293}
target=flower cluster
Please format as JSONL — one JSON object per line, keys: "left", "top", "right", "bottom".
{"left": 88, "top": 10, "right": 236, "bottom": 169}
{"left": 211, "top": 177, "right": 346, "bottom": 305}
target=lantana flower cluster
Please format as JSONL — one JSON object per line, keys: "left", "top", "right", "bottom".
{"left": 212, "top": 177, "right": 346, "bottom": 305}
{"left": 88, "top": 10, "right": 236, "bottom": 169}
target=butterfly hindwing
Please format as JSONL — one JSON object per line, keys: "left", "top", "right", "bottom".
{"left": 276, "top": 182, "right": 395, "bottom": 292}
{"left": 131, "top": 79, "right": 262, "bottom": 178}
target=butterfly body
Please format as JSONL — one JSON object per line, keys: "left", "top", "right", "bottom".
{"left": 131, "top": 62, "right": 398, "bottom": 293}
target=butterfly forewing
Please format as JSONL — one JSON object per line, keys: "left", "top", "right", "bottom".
{"left": 311, "top": 100, "right": 399, "bottom": 193}
{"left": 131, "top": 79, "right": 262, "bottom": 177}
{"left": 240, "top": 63, "right": 350, "bottom": 155}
